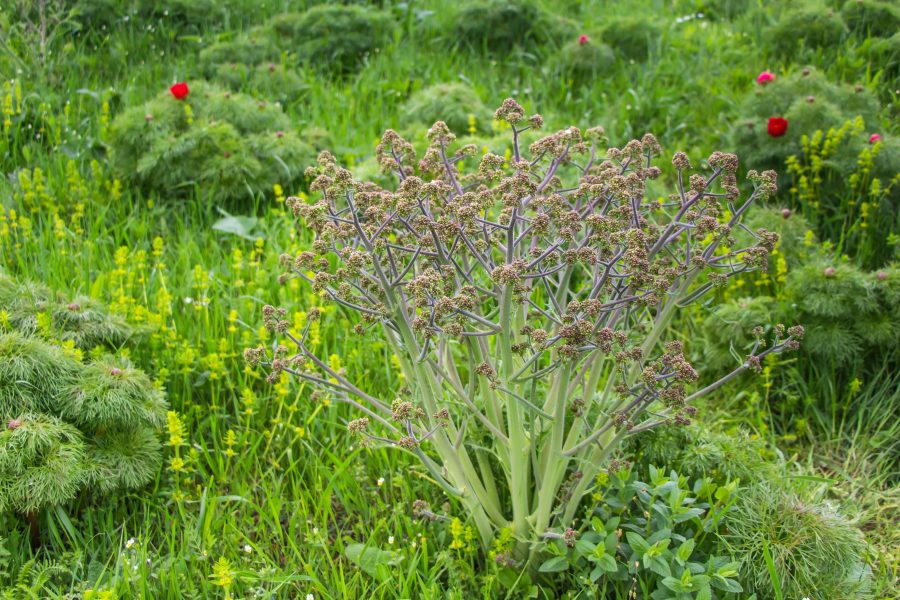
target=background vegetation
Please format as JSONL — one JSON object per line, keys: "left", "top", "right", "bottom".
{"left": 0, "top": 0, "right": 896, "bottom": 597}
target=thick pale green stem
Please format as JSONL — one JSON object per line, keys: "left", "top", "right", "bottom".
{"left": 530, "top": 364, "right": 571, "bottom": 540}
{"left": 499, "top": 286, "right": 530, "bottom": 541}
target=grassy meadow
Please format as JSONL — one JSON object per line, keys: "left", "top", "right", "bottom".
{"left": 0, "top": 0, "right": 898, "bottom": 598}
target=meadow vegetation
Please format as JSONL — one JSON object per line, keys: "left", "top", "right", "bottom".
{"left": 0, "top": 0, "right": 897, "bottom": 598}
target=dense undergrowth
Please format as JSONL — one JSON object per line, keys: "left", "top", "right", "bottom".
{"left": 0, "top": 0, "right": 897, "bottom": 598}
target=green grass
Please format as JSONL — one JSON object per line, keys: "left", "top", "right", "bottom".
{"left": 0, "top": 0, "right": 897, "bottom": 597}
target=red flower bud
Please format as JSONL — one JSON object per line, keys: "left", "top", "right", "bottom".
{"left": 767, "top": 117, "right": 788, "bottom": 137}
{"left": 110, "top": 367, "right": 123, "bottom": 376}
{"left": 869, "top": 133, "right": 881, "bottom": 143}
{"left": 781, "top": 208, "right": 791, "bottom": 219}
{"left": 578, "top": 34, "right": 589, "bottom": 46}
{"left": 169, "top": 82, "right": 189, "bottom": 100}
{"left": 823, "top": 267, "right": 836, "bottom": 278}
{"left": 876, "top": 271, "right": 888, "bottom": 281}
{"left": 7, "top": 418, "right": 22, "bottom": 430}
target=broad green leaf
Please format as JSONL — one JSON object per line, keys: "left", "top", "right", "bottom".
{"left": 212, "top": 211, "right": 261, "bottom": 240}
{"left": 344, "top": 543, "right": 399, "bottom": 581}
{"left": 676, "top": 538, "right": 695, "bottom": 564}
{"left": 626, "top": 531, "right": 649, "bottom": 556}
{"left": 538, "top": 555, "right": 569, "bottom": 573}
{"left": 596, "top": 553, "right": 617, "bottom": 573}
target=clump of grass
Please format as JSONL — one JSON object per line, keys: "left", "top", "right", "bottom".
{"left": 723, "top": 482, "right": 873, "bottom": 599}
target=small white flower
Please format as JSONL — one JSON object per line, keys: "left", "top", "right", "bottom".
{"left": 388, "top": 536, "right": 395, "bottom": 545}
{"left": 376, "top": 477, "right": 384, "bottom": 487}
{"left": 243, "top": 544, "right": 252, "bottom": 554}
{"left": 411, "top": 540, "right": 417, "bottom": 549}
{"left": 183, "top": 296, "right": 194, "bottom": 304}
{"left": 125, "top": 537, "right": 136, "bottom": 549}
{"left": 306, "top": 595, "right": 314, "bottom": 600}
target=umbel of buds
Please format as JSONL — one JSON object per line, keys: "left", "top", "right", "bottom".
{"left": 251, "top": 98, "right": 801, "bottom": 556}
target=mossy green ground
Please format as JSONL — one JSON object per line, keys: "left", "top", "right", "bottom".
{"left": 0, "top": 0, "right": 897, "bottom": 597}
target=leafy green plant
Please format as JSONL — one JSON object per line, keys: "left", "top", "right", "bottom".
{"left": 722, "top": 482, "right": 873, "bottom": 599}
{"left": 534, "top": 466, "right": 744, "bottom": 598}
{"left": 251, "top": 99, "right": 802, "bottom": 554}
{"left": 197, "top": 4, "right": 396, "bottom": 92}
{"left": 784, "top": 119, "right": 899, "bottom": 267}
{"left": 554, "top": 37, "right": 616, "bottom": 86}
{"left": 402, "top": 83, "right": 492, "bottom": 136}
{"left": 451, "top": 0, "right": 568, "bottom": 52}
{"left": 764, "top": 3, "right": 848, "bottom": 59}
{"left": 74, "top": 0, "right": 228, "bottom": 30}
{"left": 107, "top": 81, "right": 313, "bottom": 204}
{"left": 0, "top": 275, "right": 134, "bottom": 349}
{"left": 0, "top": 279, "right": 165, "bottom": 547}
{"left": 269, "top": 5, "right": 396, "bottom": 74}
{"left": 732, "top": 68, "right": 882, "bottom": 183}
{"left": 600, "top": 15, "right": 664, "bottom": 61}
{"left": 840, "top": 0, "right": 900, "bottom": 38}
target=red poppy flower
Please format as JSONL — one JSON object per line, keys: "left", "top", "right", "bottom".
{"left": 169, "top": 82, "right": 189, "bottom": 100}
{"left": 767, "top": 117, "right": 788, "bottom": 137}
{"left": 756, "top": 71, "right": 775, "bottom": 85}
{"left": 869, "top": 133, "right": 882, "bottom": 143}
{"left": 578, "top": 34, "right": 589, "bottom": 46}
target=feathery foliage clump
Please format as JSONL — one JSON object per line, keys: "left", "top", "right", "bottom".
{"left": 74, "top": 0, "right": 227, "bottom": 30}
{"left": 786, "top": 260, "right": 899, "bottom": 365}
{"left": 199, "top": 5, "right": 395, "bottom": 82}
{"left": 0, "top": 281, "right": 166, "bottom": 532}
{"left": 269, "top": 6, "right": 395, "bottom": 73}
{"left": 107, "top": 81, "right": 313, "bottom": 204}
{"left": 765, "top": 3, "right": 848, "bottom": 59}
{"left": 0, "top": 275, "right": 133, "bottom": 350}
{"left": 554, "top": 38, "right": 616, "bottom": 85}
{"left": 631, "top": 423, "right": 778, "bottom": 484}
{"left": 599, "top": 16, "right": 663, "bottom": 61}
{"left": 840, "top": 0, "right": 900, "bottom": 38}
{"left": 452, "top": 0, "right": 567, "bottom": 52}
{"left": 733, "top": 69, "right": 881, "bottom": 174}
{"left": 402, "top": 84, "right": 492, "bottom": 136}
{"left": 723, "top": 483, "right": 873, "bottom": 599}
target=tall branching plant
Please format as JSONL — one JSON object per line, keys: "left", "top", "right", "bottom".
{"left": 250, "top": 99, "right": 802, "bottom": 556}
